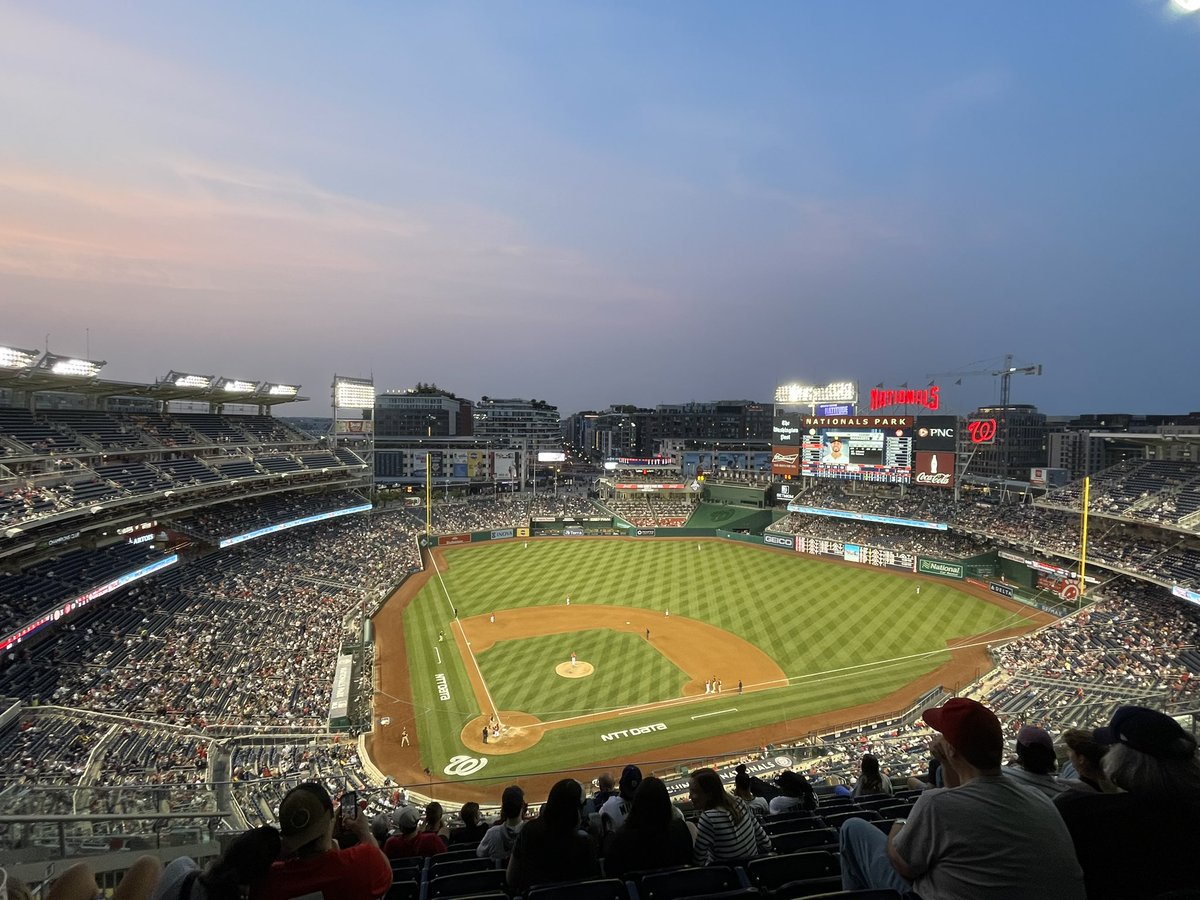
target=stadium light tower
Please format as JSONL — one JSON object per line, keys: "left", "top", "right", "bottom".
{"left": 163, "top": 371, "right": 215, "bottom": 389}
{"left": 0, "top": 346, "right": 40, "bottom": 371}
{"left": 36, "top": 353, "right": 106, "bottom": 378}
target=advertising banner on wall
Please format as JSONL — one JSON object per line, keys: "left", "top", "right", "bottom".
{"left": 468, "top": 451, "right": 486, "bottom": 479}
{"left": 771, "top": 446, "right": 800, "bottom": 477}
{"left": 913, "top": 416, "right": 957, "bottom": 451}
{"left": 913, "top": 451, "right": 955, "bottom": 488}
{"left": 772, "top": 410, "right": 803, "bottom": 446}
{"left": 917, "top": 557, "right": 965, "bottom": 579}
{"left": 493, "top": 451, "right": 518, "bottom": 481}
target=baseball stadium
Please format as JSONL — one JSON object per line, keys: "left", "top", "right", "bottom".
{"left": 1, "top": 355, "right": 1198, "bottom": 896}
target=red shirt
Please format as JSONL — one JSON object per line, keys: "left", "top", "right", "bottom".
{"left": 385, "top": 831, "right": 448, "bottom": 858}
{"left": 251, "top": 842, "right": 391, "bottom": 900}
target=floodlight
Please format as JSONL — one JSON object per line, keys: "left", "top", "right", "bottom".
{"left": 334, "top": 377, "right": 375, "bottom": 408}
{"left": 164, "top": 371, "right": 214, "bottom": 389}
{"left": 774, "top": 381, "right": 857, "bottom": 404}
{"left": 264, "top": 383, "right": 300, "bottom": 397}
{"left": 39, "top": 354, "right": 106, "bottom": 378}
{"left": 218, "top": 378, "right": 258, "bottom": 393}
{"left": 0, "top": 346, "right": 39, "bottom": 370}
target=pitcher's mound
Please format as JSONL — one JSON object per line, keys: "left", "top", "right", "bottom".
{"left": 555, "top": 661, "right": 594, "bottom": 678}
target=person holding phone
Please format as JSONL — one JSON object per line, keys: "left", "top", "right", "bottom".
{"left": 251, "top": 781, "right": 391, "bottom": 900}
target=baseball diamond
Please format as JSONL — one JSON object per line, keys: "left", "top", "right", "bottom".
{"left": 367, "top": 537, "right": 1048, "bottom": 800}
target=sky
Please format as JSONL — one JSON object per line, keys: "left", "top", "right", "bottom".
{"left": 1, "top": 1, "right": 1198, "bottom": 418}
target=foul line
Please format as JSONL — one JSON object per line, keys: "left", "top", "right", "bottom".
{"left": 427, "top": 548, "right": 502, "bottom": 726}
{"left": 691, "top": 707, "right": 738, "bottom": 720}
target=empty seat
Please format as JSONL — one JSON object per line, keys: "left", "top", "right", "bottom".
{"left": 768, "top": 829, "right": 838, "bottom": 854}
{"left": 821, "top": 810, "right": 880, "bottom": 830}
{"left": 527, "top": 878, "right": 630, "bottom": 900}
{"left": 427, "top": 870, "right": 509, "bottom": 899}
{"left": 745, "top": 851, "right": 838, "bottom": 890}
{"left": 429, "top": 857, "right": 493, "bottom": 879}
{"left": 639, "top": 865, "right": 738, "bottom": 900}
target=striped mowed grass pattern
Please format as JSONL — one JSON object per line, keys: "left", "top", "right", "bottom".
{"left": 478, "top": 629, "right": 687, "bottom": 717}
{"left": 402, "top": 539, "right": 1023, "bottom": 778}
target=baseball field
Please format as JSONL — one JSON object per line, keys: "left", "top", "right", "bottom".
{"left": 368, "top": 538, "right": 1046, "bottom": 796}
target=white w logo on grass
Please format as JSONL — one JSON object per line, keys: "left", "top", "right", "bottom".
{"left": 443, "top": 755, "right": 489, "bottom": 776}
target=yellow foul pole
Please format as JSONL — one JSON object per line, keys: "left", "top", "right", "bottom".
{"left": 1078, "top": 476, "right": 1090, "bottom": 604}
{"left": 425, "top": 451, "right": 432, "bottom": 535}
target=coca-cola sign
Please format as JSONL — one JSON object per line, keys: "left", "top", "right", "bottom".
{"left": 914, "top": 451, "right": 955, "bottom": 489}
{"left": 771, "top": 445, "right": 799, "bottom": 477}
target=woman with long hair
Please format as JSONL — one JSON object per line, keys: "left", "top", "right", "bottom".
{"left": 1056, "top": 706, "right": 1200, "bottom": 899}
{"left": 851, "top": 754, "right": 893, "bottom": 798}
{"left": 688, "top": 768, "right": 771, "bottom": 865}
{"left": 507, "top": 779, "right": 598, "bottom": 892}
{"left": 604, "top": 776, "right": 693, "bottom": 877}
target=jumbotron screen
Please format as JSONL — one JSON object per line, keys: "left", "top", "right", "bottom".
{"left": 800, "top": 415, "right": 913, "bottom": 483}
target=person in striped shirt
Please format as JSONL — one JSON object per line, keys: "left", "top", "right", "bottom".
{"left": 688, "top": 768, "right": 772, "bottom": 864}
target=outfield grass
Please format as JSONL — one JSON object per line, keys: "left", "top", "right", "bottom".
{"left": 399, "top": 539, "right": 1026, "bottom": 782}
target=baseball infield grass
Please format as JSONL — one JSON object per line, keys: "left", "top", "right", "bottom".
{"left": 398, "top": 539, "right": 1023, "bottom": 782}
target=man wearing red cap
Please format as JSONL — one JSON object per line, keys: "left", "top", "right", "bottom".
{"left": 839, "top": 698, "right": 1085, "bottom": 899}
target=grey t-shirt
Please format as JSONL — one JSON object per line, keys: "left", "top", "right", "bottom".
{"left": 151, "top": 857, "right": 209, "bottom": 900}
{"left": 892, "top": 775, "right": 1085, "bottom": 900}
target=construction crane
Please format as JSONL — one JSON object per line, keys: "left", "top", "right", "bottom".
{"left": 928, "top": 354, "right": 1043, "bottom": 493}
{"left": 927, "top": 354, "right": 1043, "bottom": 409}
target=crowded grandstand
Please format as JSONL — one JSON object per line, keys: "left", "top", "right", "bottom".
{"left": 1, "top": 358, "right": 1198, "bottom": 899}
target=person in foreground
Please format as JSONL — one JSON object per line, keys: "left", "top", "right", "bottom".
{"left": 250, "top": 781, "right": 391, "bottom": 900}
{"left": 506, "top": 779, "right": 598, "bottom": 893}
{"left": 1055, "top": 705, "right": 1200, "bottom": 900}
{"left": 152, "top": 827, "right": 280, "bottom": 899}
{"left": 689, "top": 767, "right": 771, "bottom": 864}
{"left": 839, "top": 697, "right": 1085, "bottom": 899}
{"left": 604, "top": 776, "right": 694, "bottom": 877}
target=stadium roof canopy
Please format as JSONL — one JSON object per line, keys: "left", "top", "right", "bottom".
{"left": 0, "top": 348, "right": 306, "bottom": 407}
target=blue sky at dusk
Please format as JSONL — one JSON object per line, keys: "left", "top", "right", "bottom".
{"left": 1, "top": 1, "right": 1197, "bottom": 416}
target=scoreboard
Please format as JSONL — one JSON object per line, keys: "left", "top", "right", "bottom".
{"left": 800, "top": 416, "right": 913, "bottom": 484}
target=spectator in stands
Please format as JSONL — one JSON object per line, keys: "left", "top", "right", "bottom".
{"left": 603, "top": 776, "right": 694, "bottom": 877}
{"left": 384, "top": 805, "right": 445, "bottom": 858}
{"left": 851, "top": 753, "right": 893, "bottom": 798}
{"left": 599, "top": 764, "right": 642, "bottom": 832}
{"left": 767, "top": 769, "right": 818, "bottom": 814}
{"left": 152, "top": 826, "right": 280, "bottom": 900}
{"left": 1003, "top": 725, "right": 1070, "bottom": 799}
{"left": 1058, "top": 728, "right": 1109, "bottom": 793}
{"left": 733, "top": 771, "right": 770, "bottom": 816}
{"left": 586, "top": 772, "right": 617, "bottom": 814}
{"left": 449, "top": 801, "right": 488, "bottom": 844}
{"left": 477, "top": 785, "right": 525, "bottom": 862}
{"left": 253, "top": 781, "right": 390, "bottom": 900}
{"left": 506, "top": 779, "right": 598, "bottom": 893}
{"left": 420, "top": 801, "right": 450, "bottom": 847}
{"left": 689, "top": 767, "right": 771, "bottom": 864}
{"left": 1055, "top": 706, "right": 1200, "bottom": 899}
{"left": 839, "top": 698, "right": 1085, "bottom": 898}
{"left": 370, "top": 813, "right": 391, "bottom": 846}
